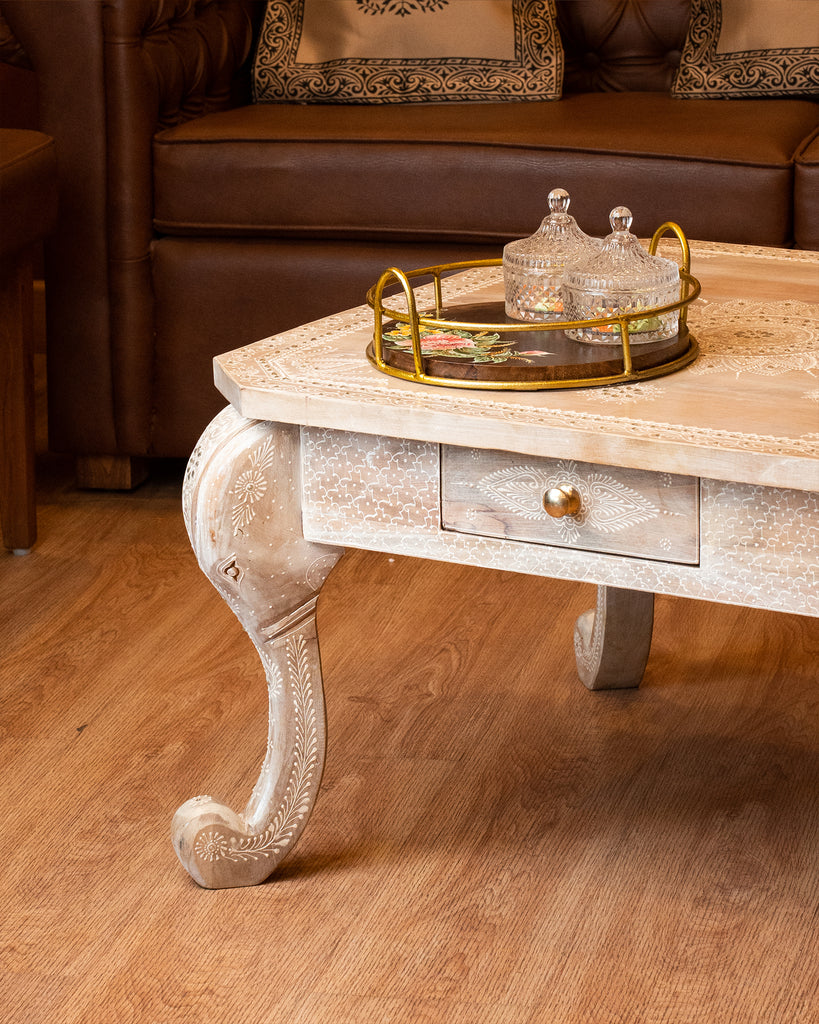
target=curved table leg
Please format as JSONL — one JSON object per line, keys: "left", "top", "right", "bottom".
{"left": 173, "top": 408, "right": 344, "bottom": 888}
{"left": 574, "top": 585, "right": 655, "bottom": 691}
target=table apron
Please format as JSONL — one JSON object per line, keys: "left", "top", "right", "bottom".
{"left": 300, "top": 427, "right": 818, "bottom": 618}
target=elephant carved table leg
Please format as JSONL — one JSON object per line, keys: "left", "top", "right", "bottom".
{"left": 173, "top": 407, "right": 344, "bottom": 888}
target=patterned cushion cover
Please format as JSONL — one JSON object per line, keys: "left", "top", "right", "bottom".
{"left": 672, "top": 0, "right": 819, "bottom": 98}
{"left": 253, "top": 0, "right": 563, "bottom": 104}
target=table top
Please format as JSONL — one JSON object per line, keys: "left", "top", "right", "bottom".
{"left": 214, "top": 242, "right": 819, "bottom": 491}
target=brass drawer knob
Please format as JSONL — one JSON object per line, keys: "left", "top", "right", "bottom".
{"left": 543, "top": 484, "right": 581, "bottom": 519}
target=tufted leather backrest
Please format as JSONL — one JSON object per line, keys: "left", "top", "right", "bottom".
{"left": 3, "top": 1, "right": 695, "bottom": 108}
{"left": 101, "top": 0, "right": 260, "bottom": 131}
{"left": 557, "top": 0, "right": 691, "bottom": 93}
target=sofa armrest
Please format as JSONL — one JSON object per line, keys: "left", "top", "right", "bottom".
{"left": 2, "top": 0, "right": 257, "bottom": 250}
{"left": 0, "top": 0, "right": 258, "bottom": 455}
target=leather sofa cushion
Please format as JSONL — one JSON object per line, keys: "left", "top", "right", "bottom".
{"left": 795, "top": 128, "right": 819, "bottom": 250}
{"left": 153, "top": 92, "right": 819, "bottom": 247}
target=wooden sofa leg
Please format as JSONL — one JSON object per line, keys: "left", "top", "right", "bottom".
{"left": 76, "top": 455, "right": 149, "bottom": 491}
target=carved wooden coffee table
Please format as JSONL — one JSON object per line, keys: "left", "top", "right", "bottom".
{"left": 173, "top": 242, "right": 818, "bottom": 889}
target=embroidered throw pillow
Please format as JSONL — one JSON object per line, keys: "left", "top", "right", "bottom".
{"left": 253, "top": 0, "right": 563, "bottom": 104}
{"left": 672, "top": 0, "right": 819, "bottom": 98}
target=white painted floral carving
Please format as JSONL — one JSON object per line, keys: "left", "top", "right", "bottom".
{"left": 689, "top": 299, "right": 818, "bottom": 377}
{"left": 477, "top": 460, "right": 664, "bottom": 540}
{"left": 192, "top": 632, "right": 319, "bottom": 867}
{"left": 231, "top": 435, "right": 277, "bottom": 535}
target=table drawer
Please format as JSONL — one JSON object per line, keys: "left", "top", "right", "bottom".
{"left": 441, "top": 447, "right": 699, "bottom": 564}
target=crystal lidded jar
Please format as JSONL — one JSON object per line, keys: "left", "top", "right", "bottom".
{"left": 563, "top": 207, "right": 681, "bottom": 345}
{"left": 503, "top": 188, "right": 598, "bottom": 322}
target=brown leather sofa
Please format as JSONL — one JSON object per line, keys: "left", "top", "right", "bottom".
{"left": 2, "top": 0, "right": 817, "bottom": 484}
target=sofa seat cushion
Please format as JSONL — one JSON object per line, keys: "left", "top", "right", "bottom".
{"left": 153, "top": 92, "right": 819, "bottom": 247}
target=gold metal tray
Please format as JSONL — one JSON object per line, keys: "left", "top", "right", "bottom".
{"left": 366, "top": 223, "right": 700, "bottom": 391}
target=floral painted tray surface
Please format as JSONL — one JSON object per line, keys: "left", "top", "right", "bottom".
{"left": 371, "top": 299, "right": 692, "bottom": 385}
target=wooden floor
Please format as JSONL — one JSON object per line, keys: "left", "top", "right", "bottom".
{"left": 1, "top": 449, "right": 818, "bottom": 1023}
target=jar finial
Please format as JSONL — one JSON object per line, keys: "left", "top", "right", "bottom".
{"left": 548, "top": 187, "right": 570, "bottom": 214}
{"left": 610, "top": 206, "right": 633, "bottom": 233}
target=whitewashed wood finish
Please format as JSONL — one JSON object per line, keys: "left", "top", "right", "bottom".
{"left": 215, "top": 243, "right": 818, "bottom": 492}
{"left": 441, "top": 446, "right": 699, "bottom": 564}
{"left": 299, "top": 427, "right": 817, "bottom": 617}
{"left": 175, "top": 406, "right": 343, "bottom": 888}
{"left": 574, "top": 586, "right": 655, "bottom": 690}
{"left": 180, "top": 243, "right": 818, "bottom": 886}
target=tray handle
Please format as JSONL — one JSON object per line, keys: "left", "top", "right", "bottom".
{"left": 370, "top": 266, "right": 425, "bottom": 379}
{"left": 649, "top": 222, "right": 693, "bottom": 326}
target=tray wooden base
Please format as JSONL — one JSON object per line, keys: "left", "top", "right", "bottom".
{"left": 369, "top": 300, "right": 694, "bottom": 389}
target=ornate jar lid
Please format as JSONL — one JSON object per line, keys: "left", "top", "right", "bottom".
{"left": 503, "top": 187, "right": 599, "bottom": 322}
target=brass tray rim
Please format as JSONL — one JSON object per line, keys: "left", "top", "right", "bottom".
{"left": 365, "top": 222, "right": 701, "bottom": 391}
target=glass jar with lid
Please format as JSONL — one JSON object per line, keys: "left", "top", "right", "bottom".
{"left": 503, "top": 187, "right": 599, "bottom": 322}
{"left": 563, "top": 206, "right": 681, "bottom": 345}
